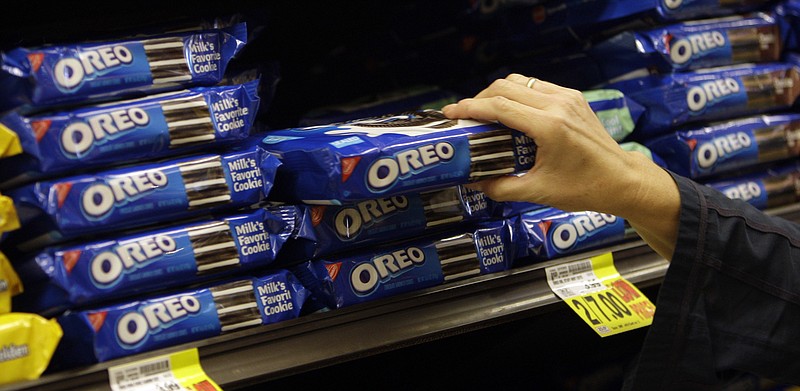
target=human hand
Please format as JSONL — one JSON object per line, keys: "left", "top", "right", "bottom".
{"left": 442, "top": 74, "right": 639, "bottom": 214}
{"left": 442, "top": 74, "right": 680, "bottom": 259}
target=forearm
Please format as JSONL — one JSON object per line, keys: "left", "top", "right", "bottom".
{"left": 609, "top": 151, "right": 680, "bottom": 261}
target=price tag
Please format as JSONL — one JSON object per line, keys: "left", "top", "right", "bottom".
{"left": 109, "top": 348, "right": 221, "bottom": 391}
{"left": 546, "top": 253, "right": 656, "bottom": 337}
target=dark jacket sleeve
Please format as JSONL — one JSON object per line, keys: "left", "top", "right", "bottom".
{"left": 623, "top": 172, "right": 800, "bottom": 390}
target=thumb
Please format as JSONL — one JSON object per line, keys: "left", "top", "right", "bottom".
{"left": 469, "top": 174, "right": 537, "bottom": 203}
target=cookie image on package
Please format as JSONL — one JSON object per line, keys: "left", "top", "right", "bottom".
{"left": 162, "top": 94, "right": 217, "bottom": 147}
{"left": 144, "top": 37, "right": 192, "bottom": 85}
{"left": 179, "top": 156, "right": 232, "bottom": 209}
{"left": 210, "top": 279, "right": 262, "bottom": 332}
{"left": 435, "top": 234, "right": 481, "bottom": 282}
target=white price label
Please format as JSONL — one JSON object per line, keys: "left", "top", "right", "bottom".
{"left": 545, "top": 259, "right": 606, "bottom": 300}
{"left": 109, "top": 356, "right": 187, "bottom": 391}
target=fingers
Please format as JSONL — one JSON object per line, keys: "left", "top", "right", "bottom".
{"left": 504, "top": 73, "right": 563, "bottom": 94}
{"left": 442, "top": 95, "right": 560, "bottom": 142}
{"left": 457, "top": 73, "right": 574, "bottom": 114}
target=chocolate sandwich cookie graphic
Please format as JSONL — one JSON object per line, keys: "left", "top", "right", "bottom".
{"left": 762, "top": 172, "right": 800, "bottom": 209}
{"left": 435, "top": 234, "right": 481, "bottom": 282}
{"left": 727, "top": 25, "right": 780, "bottom": 64}
{"left": 161, "top": 94, "right": 216, "bottom": 147}
{"left": 753, "top": 121, "right": 800, "bottom": 163}
{"left": 467, "top": 129, "right": 518, "bottom": 180}
{"left": 188, "top": 220, "right": 241, "bottom": 274}
{"left": 210, "top": 279, "right": 262, "bottom": 332}
{"left": 143, "top": 37, "right": 192, "bottom": 85}
{"left": 179, "top": 156, "right": 232, "bottom": 209}
{"left": 420, "top": 186, "right": 473, "bottom": 228}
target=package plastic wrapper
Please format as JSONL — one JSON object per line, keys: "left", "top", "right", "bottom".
{"left": 260, "top": 110, "right": 537, "bottom": 204}
{"left": 13, "top": 205, "right": 299, "bottom": 317}
{"left": 0, "top": 252, "right": 22, "bottom": 314}
{"left": 515, "top": 208, "right": 633, "bottom": 263}
{"left": 705, "top": 160, "right": 800, "bottom": 210}
{"left": 291, "top": 218, "right": 518, "bottom": 309}
{"left": 609, "top": 62, "right": 800, "bottom": 139}
{"left": 289, "top": 185, "right": 496, "bottom": 260}
{"left": 589, "top": 13, "right": 781, "bottom": 81}
{"left": 54, "top": 269, "right": 307, "bottom": 366}
{"left": 2, "top": 138, "right": 281, "bottom": 255}
{"left": 0, "top": 79, "right": 263, "bottom": 189}
{"left": 646, "top": 113, "right": 800, "bottom": 179}
{"left": 0, "top": 22, "right": 248, "bottom": 112}
{"left": 0, "top": 312, "right": 62, "bottom": 385}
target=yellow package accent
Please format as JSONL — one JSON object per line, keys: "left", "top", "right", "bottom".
{"left": 0, "top": 313, "right": 63, "bottom": 385}
{"left": 0, "top": 252, "right": 23, "bottom": 314}
{"left": 546, "top": 253, "right": 656, "bottom": 337}
{"left": 108, "top": 348, "right": 221, "bottom": 391}
{"left": 0, "top": 195, "right": 20, "bottom": 234}
{"left": 0, "top": 124, "right": 22, "bottom": 158}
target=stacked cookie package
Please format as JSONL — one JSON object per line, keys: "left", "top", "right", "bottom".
{"left": 0, "top": 17, "right": 309, "bottom": 372}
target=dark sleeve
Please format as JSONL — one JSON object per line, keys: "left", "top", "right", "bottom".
{"left": 623, "top": 172, "right": 800, "bottom": 390}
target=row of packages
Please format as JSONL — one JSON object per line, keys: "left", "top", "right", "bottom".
{"left": 5, "top": 0, "right": 800, "bottom": 386}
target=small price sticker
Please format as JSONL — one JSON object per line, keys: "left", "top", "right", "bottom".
{"left": 108, "top": 348, "right": 221, "bottom": 391}
{"left": 546, "top": 253, "right": 656, "bottom": 337}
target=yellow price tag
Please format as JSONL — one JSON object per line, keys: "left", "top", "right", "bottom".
{"left": 0, "top": 124, "right": 22, "bottom": 158}
{"left": 546, "top": 253, "right": 656, "bottom": 337}
{"left": 108, "top": 348, "right": 221, "bottom": 391}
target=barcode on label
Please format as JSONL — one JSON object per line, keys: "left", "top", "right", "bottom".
{"left": 557, "top": 288, "right": 577, "bottom": 297}
{"left": 567, "top": 260, "right": 592, "bottom": 275}
{"left": 140, "top": 359, "right": 171, "bottom": 376}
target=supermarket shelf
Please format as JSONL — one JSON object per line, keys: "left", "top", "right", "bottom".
{"left": 3, "top": 238, "right": 666, "bottom": 391}
{"left": 6, "top": 202, "right": 799, "bottom": 391}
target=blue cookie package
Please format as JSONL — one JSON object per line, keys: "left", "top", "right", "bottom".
{"left": 516, "top": 208, "right": 632, "bottom": 263}
{"left": 609, "top": 62, "right": 800, "bottom": 139}
{"left": 298, "top": 185, "right": 496, "bottom": 259}
{"left": 706, "top": 160, "right": 800, "bottom": 210}
{"left": 291, "top": 218, "right": 519, "bottom": 310}
{"left": 53, "top": 269, "right": 308, "bottom": 366}
{"left": 260, "top": 110, "right": 537, "bottom": 205}
{"left": 0, "top": 22, "right": 247, "bottom": 111}
{"left": 0, "top": 79, "right": 262, "bottom": 189}
{"left": 589, "top": 13, "right": 781, "bottom": 80}
{"left": 13, "top": 205, "right": 300, "bottom": 317}
{"left": 3, "top": 138, "right": 280, "bottom": 254}
{"left": 646, "top": 114, "right": 800, "bottom": 179}
{"left": 477, "top": 0, "right": 773, "bottom": 51}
